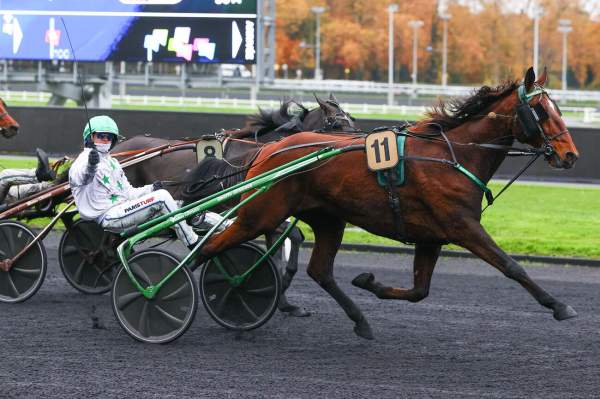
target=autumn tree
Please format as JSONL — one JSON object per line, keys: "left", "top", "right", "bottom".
{"left": 274, "top": 0, "right": 600, "bottom": 88}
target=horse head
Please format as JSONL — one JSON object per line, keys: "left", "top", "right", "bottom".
{"left": 510, "top": 67, "right": 578, "bottom": 169}
{"left": 0, "top": 98, "right": 19, "bottom": 139}
{"left": 308, "top": 93, "right": 357, "bottom": 132}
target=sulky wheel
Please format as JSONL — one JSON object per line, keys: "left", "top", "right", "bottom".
{"left": 200, "top": 242, "right": 281, "bottom": 331}
{"left": 111, "top": 249, "right": 198, "bottom": 344}
{"left": 0, "top": 220, "right": 47, "bottom": 303}
{"left": 58, "top": 219, "right": 119, "bottom": 294}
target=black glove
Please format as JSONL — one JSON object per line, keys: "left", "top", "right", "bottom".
{"left": 88, "top": 149, "right": 100, "bottom": 166}
{"left": 152, "top": 181, "right": 164, "bottom": 191}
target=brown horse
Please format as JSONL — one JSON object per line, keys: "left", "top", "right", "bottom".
{"left": 0, "top": 98, "right": 19, "bottom": 139}
{"left": 196, "top": 67, "right": 579, "bottom": 339}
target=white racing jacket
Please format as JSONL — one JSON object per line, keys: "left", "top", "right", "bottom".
{"left": 69, "top": 148, "right": 153, "bottom": 222}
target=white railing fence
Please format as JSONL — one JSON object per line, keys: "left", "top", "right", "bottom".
{"left": 2, "top": 90, "right": 599, "bottom": 124}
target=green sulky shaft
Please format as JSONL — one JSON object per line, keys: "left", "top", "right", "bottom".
{"left": 116, "top": 145, "right": 347, "bottom": 297}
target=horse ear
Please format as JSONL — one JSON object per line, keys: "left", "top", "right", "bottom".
{"left": 328, "top": 93, "right": 339, "bottom": 104}
{"left": 314, "top": 94, "right": 328, "bottom": 111}
{"left": 536, "top": 66, "right": 548, "bottom": 87}
{"left": 524, "top": 67, "right": 536, "bottom": 92}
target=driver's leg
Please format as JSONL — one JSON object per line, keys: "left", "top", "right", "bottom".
{"left": 100, "top": 189, "right": 198, "bottom": 247}
{"left": 5, "top": 181, "right": 54, "bottom": 204}
{"left": 0, "top": 169, "right": 39, "bottom": 203}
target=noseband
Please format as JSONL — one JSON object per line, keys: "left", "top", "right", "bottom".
{"left": 515, "top": 85, "right": 567, "bottom": 157}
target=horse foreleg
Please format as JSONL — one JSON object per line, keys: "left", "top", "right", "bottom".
{"left": 352, "top": 242, "right": 441, "bottom": 302}
{"left": 266, "top": 225, "right": 310, "bottom": 317}
{"left": 455, "top": 219, "right": 577, "bottom": 321}
{"left": 305, "top": 214, "right": 373, "bottom": 340}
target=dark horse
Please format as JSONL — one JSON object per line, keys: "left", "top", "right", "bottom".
{"left": 0, "top": 98, "right": 20, "bottom": 139}
{"left": 113, "top": 94, "right": 357, "bottom": 316}
{"left": 194, "top": 67, "right": 579, "bottom": 339}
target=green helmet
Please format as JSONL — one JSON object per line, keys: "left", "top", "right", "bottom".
{"left": 82, "top": 115, "right": 120, "bottom": 143}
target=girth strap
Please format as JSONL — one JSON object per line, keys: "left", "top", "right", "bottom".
{"left": 382, "top": 169, "right": 405, "bottom": 240}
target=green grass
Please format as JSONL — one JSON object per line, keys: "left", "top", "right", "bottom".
{"left": 2, "top": 157, "right": 598, "bottom": 258}
{"left": 296, "top": 182, "right": 600, "bottom": 259}
{"left": 0, "top": 158, "right": 38, "bottom": 169}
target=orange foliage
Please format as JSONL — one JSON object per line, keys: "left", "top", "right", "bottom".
{"left": 274, "top": 0, "right": 600, "bottom": 87}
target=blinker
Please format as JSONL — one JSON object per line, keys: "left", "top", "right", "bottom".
{"left": 532, "top": 102, "right": 549, "bottom": 122}
{"left": 516, "top": 102, "right": 542, "bottom": 138}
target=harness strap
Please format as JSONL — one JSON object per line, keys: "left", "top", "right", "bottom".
{"left": 481, "top": 152, "right": 541, "bottom": 213}
{"left": 383, "top": 169, "right": 405, "bottom": 240}
{"left": 400, "top": 154, "right": 494, "bottom": 206}
{"left": 453, "top": 164, "right": 494, "bottom": 205}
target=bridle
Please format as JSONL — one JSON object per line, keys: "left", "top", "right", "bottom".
{"left": 514, "top": 84, "right": 568, "bottom": 157}
{"left": 322, "top": 100, "right": 359, "bottom": 132}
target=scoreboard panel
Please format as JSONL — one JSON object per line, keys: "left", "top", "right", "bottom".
{"left": 0, "top": 0, "right": 257, "bottom": 63}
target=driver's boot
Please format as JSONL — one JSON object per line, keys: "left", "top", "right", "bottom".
{"left": 35, "top": 148, "right": 56, "bottom": 182}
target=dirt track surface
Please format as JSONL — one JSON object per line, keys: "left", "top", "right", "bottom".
{"left": 1, "top": 233, "right": 600, "bottom": 398}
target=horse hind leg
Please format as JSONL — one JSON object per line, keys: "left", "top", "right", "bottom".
{"left": 266, "top": 224, "right": 310, "bottom": 317}
{"left": 352, "top": 242, "right": 441, "bottom": 302}
{"left": 304, "top": 213, "right": 373, "bottom": 340}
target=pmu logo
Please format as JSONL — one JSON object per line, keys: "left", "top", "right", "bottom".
{"left": 45, "top": 17, "right": 70, "bottom": 59}
{"left": 144, "top": 28, "right": 215, "bottom": 61}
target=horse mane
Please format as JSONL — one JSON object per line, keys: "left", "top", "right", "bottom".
{"left": 247, "top": 100, "right": 309, "bottom": 134}
{"left": 415, "top": 80, "right": 519, "bottom": 131}
{"left": 182, "top": 157, "right": 247, "bottom": 202}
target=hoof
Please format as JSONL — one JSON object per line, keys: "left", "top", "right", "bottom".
{"left": 279, "top": 305, "right": 311, "bottom": 317}
{"left": 353, "top": 318, "right": 374, "bottom": 340}
{"left": 352, "top": 273, "right": 374, "bottom": 290}
{"left": 553, "top": 304, "right": 578, "bottom": 321}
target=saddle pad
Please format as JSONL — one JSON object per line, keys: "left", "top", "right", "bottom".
{"left": 376, "top": 134, "right": 406, "bottom": 187}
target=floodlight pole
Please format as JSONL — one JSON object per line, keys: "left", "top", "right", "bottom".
{"left": 311, "top": 6, "right": 326, "bottom": 80}
{"left": 387, "top": 4, "right": 398, "bottom": 105}
{"left": 409, "top": 20, "right": 424, "bottom": 86}
{"left": 532, "top": 4, "right": 543, "bottom": 76}
{"left": 440, "top": 14, "right": 450, "bottom": 86}
{"left": 558, "top": 19, "right": 572, "bottom": 92}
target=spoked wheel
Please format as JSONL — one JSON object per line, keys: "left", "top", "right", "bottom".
{"left": 0, "top": 220, "right": 47, "bottom": 303}
{"left": 200, "top": 242, "right": 281, "bottom": 331}
{"left": 111, "top": 249, "right": 198, "bottom": 344}
{"left": 58, "top": 219, "right": 119, "bottom": 294}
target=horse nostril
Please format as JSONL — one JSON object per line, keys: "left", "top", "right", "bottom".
{"left": 565, "top": 152, "right": 578, "bottom": 163}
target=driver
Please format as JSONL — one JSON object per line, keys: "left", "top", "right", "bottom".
{"left": 69, "top": 115, "right": 201, "bottom": 249}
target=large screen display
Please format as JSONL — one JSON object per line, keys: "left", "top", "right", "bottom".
{"left": 0, "top": 0, "right": 257, "bottom": 63}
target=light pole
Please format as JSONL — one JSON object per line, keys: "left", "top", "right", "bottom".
{"left": 408, "top": 20, "right": 424, "bottom": 86}
{"left": 531, "top": 3, "right": 543, "bottom": 76}
{"left": 311, "top": 6, "right": 326, "bottom": 80}
{"left": 387, "top": 4, "right": 398, "bottom": 105}
{"left": 557, "top": 19, "right": 572, "bottom": 92}
{"left": 440, "top": 13, "right": 451, "bottom": 86}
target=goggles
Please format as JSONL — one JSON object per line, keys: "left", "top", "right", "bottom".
{"left": 94, "top": 132, "right": 115, "bottom": 141}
